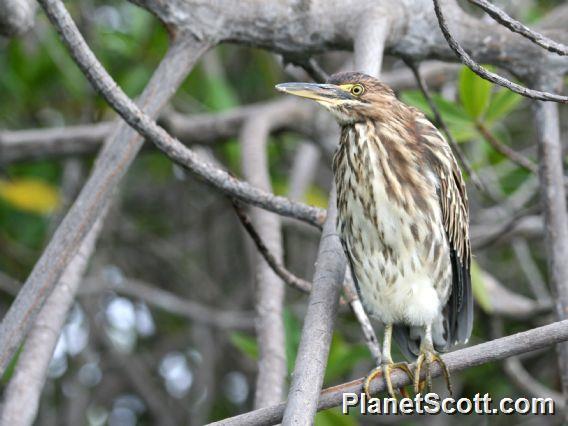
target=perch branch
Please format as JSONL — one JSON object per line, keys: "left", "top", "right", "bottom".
{"left": 209, "top": 318, "right": 568, "bottom": 426}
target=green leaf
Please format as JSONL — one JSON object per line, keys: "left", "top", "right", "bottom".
{"left": 459, "top": 66, "right": 492, "bottom": 119}
{"left": 325, "top": 334, "right": 368, "bottom": 382}
{"left": 484, "top": 89, "right": 523, "bottom": 123}
{"left": 284, "top": 309, "right": 302, "bottom": 373}
{"left": 401, "top": 91, "right": 471, "bottom": 126}
{"left": 229, "top": 332, "right": 258, "bottom": 360}
{"left": 401, "top": 91, "right": 476, "bottom": 143}
{"left": 471, "top": 260, "right": 492, "bottom": 312}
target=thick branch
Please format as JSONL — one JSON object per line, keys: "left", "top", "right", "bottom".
{"left": 132, "top": 0, "right": 568, "bottom": 78}
{"left": 281, "top": 189, "right": 346, "bottom": 425}
{"left": 208, "top": 318, "right": 568, "bottom": 426}
{"left": 0, "top": 218, "right": 102, "bottom": 426}
{"left": 533, "top": 89, "right": 568, "bottom": 415}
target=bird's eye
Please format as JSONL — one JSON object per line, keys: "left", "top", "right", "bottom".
{"left": 351, "top": 84, "right": 364, "bottom": 96}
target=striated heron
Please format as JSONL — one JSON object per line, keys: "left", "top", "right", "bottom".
{"left": 276, "top": 72, "right": 473, "bottom": 398}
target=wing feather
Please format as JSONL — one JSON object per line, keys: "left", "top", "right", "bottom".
{"left": 435, "top": 137, "right": 473, "bottom": 347}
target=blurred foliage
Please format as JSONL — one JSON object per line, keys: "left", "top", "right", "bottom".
{"left": 0, "top": 178, "right": 59, "bottom": 215}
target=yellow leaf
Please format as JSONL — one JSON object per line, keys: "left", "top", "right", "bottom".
{"left": 0, "top": 178, "right": 60, "bottom": 215}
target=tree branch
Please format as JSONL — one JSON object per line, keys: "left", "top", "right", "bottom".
{"left": 240, "top": 113, "right": 287, "bottom": 407}
{"left": 533, "top": 88, "right": 568, "bottom": 416}
{"left": 208, "top": 318, "right": 568, "bottom": 426}
{"left": 0, "top": 217, "right": 103, "bottom": 426}
{"left": 281, "top": 188, "right": 347, "bottom": 425}
{"left": 232, "top": 201, "right": 311, "bottom": 294}
{"left": 432, "top": 0, "right": 568, "bottom": 103}
{"left": 466, "top": 0, "right": 568, "bottom": 56}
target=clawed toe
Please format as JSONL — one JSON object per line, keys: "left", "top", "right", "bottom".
{"left": 413, "top": 350, "right": 452, "bottom": 396}
{"left": 363, "top": 362, "right": 414, "bottom": 399}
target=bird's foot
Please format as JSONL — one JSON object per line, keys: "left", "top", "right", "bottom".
{"left": 413, "top": 350, "right": 452, "bottom": 396}
{"left": 363, "top": 362, "right": 414, "bottom": 399}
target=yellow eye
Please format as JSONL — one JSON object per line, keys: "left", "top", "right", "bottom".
{"left": 351, "top": 84, "right": 364, "bottom": 96}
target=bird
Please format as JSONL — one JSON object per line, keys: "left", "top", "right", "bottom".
{"left": 276, "top": 71, "right": 472, "bottom": 398}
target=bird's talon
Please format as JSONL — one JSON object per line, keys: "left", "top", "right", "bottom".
{"left": 363, "top": 366, "right": 383, "bottom": 399}
{"left": 413, "top": 350, "right": 452, "bottom": 396}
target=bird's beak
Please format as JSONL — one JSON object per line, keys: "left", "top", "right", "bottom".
{"left": 275, "top": 82, "right": 354, "bottom": 105}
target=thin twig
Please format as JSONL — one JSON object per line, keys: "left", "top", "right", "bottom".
{"left": 476, "top": 122, "right": 538, "bottom": 173}
{"left": 404, "top": 58, "right": 485, "bottom": 192}
{"left": 284, "top": 56, "right": 330, "bottom": 83}
{"left": 467, "top": 0, "right": 568, "bottom": 56}
{"left": 208, "top": 318, "right": 568, "bottom": 426}
{"left": 432, "top": 0, "right": 568, "bottom": 103}
{"left": 232, "top": 200, "right": 311, "bottom": 293}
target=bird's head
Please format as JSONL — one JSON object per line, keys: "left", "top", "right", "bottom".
{"left": 276, "top": 71, "right": 396, "bottom": 125}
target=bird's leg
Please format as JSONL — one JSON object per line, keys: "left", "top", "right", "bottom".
{"left": 413, "top": 324, "right": 453, "bottom": 396}
{"left": 363, "top": 324, "right": 414, "bottom": 399}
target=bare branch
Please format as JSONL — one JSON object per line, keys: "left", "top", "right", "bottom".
{"left": 533, "top": 92, "right": 568, "bottom": 415}
{"left": 512, "top": 238, "right": 551, "bottom": 304}
{"left": 480, "top": 269, "right": 551, "bottom": 319}
{"left": 342, "top": 271, "right": 382, "bottom": 365}
{"left": 0, "top": 99, "right": 314, "bottom": 165}
{"left": 240, "top": 113, "right": 287, "bottom": 407}
{"left": 476, "top": 122, "right": 538, "bottom": 174}
{"left": 432, "top": 0, "right": 568, "bottom": 103}
{"left": 0, "top": 217, "right": 103, "bottom": 426}
{"left": 281, "top": 188, "right": 347, "bottom": 425}
{"left": 208, "top": 318, "right": 568, "bottom": 426}
{"left": 491, "top": 318, "right": 563, "bottom": 408}
{"left": 467, "top": 0, "right": 568, "bottom": 56}
{"left": 37, "top": 0, "right": 325, "bottom": 227}
{"left": 232, "top": 201, "right": 311, "bottom": 294}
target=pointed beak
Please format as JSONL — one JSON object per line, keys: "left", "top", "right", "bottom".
{"left": 275, "top": 82, "right": 354, "bottom": 104}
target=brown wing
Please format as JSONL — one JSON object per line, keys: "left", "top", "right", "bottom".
{"left": 437, "top": 146, "right": 473, "bottom": 346}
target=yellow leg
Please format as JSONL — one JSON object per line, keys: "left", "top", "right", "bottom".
{"left": 413, "top": 325, "right": 453, "bottom": 396}
{"left": 363, "top": 324, "right": 414, "bottom": 398}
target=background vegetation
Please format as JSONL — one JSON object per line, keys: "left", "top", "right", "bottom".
{"left": 0, "top": 0, "right": 566, "bottom": 424}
